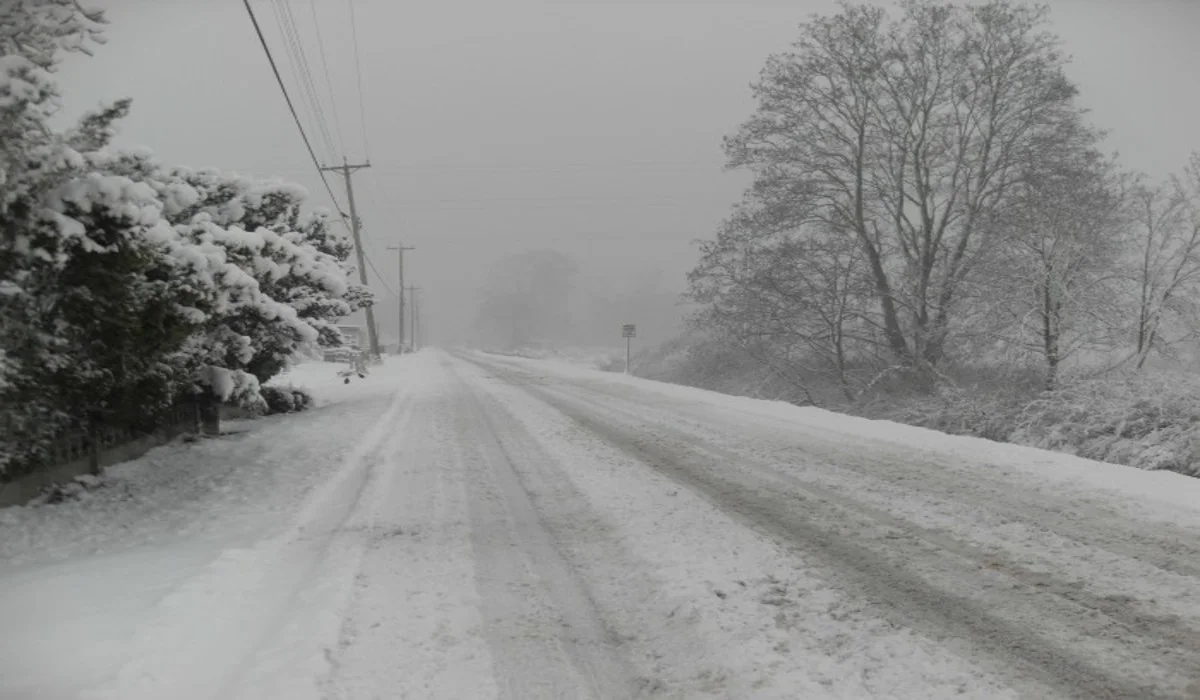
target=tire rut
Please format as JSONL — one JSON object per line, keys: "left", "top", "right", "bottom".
{"left": 479, "top": 367, "right": 1199, "bottom": 700}
{"left": 546, "top": 384, "right": 1200, "bottom": 673}
{"left": 554, "top": 370, "right": 1200, "bottom": 583}
{"left": 446, "top": 360, "right": 642, "bottom": 700}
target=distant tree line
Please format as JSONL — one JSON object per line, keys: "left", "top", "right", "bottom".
{"left": 0, "top": 1, "right": 371, "bottom": 478}
{"left": 471, "top": 250, "right": 684, "bottom": 351}
{"left": 687, "top": 0, "right": 1200, "bottom": 401}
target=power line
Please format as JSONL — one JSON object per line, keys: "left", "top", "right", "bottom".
{"left": 324, "top": 213, "right": 397, "bottom": 298}
{"left": 242, "top": 0, "right": 342, "bottom": 212}
{"left": 282, "top": 0, "right": 341, "bottom": 160}
{"left": 307, "top": 0, "right": 348, "bottom": 157}
{"left": 366, "top": 160, "right": 729, "bottom": 173}
{"left": 262, "top": 0, "right": 323, "bottom": 159}
{"left": 349, "top": 195, "right": 730, "bottom": 213}
{"left": 273, "top": 0, "right": 394, "bottom": 302}
{"left": 218, "top": 159, "right": 729, "bottom": 177}
{"left": 271, "top": 0, "right": 340, "bottom": 161}
{"left": 277, "top": 0, "right": 337, "bottom": 159}
{"left": 346, "top": 0, "right": 371, "bottom": 158}
{"left": 243, "top": 0, "right": 395, "bottom": 301}
{"left": 264, "top": 0, "right": 324, "bottom": 160}
{"left": 365, "top": 255, "right": 398, "bottom": 298}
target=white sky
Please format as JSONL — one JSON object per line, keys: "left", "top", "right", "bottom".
{"left": 55, "top": 0, "right": 1200, "bottom": 344}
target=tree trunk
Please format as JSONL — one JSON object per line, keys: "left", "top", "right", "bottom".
{"left": 858, "top": 242, "right": 910, "bottom": 361}
{"left": 1041, "top": 283, "right": 1060, "bottom": 391}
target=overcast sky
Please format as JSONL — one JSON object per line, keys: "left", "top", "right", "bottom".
{"left": 56, "top": 0, "right": 1200, "bottom": 345}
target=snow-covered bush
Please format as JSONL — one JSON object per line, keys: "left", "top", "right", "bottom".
{"left": 867, "top": 372, "right": 1200, "bottom": 477}
{"left": 1009, "top": 375, "right": 1200, "bottom": 475}
{"left": 259, "top": 385, "right": 315, "bottom": 415}
{"left": 642, "top": 332, "right": 1200, "bottom": 478}
{"left": 160, "top": 167, "right": 372, "bottom": 385}
{"left": 0, "top": 2, "right": 367, "bottom": 479}
{"left": 636, "top": 333, "right": 825, "bottom": 406}
{"left": 0, "top": 3, "right": 162, "bottom": 477}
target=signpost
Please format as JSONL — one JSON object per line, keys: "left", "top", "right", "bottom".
{"left": 622, "top": 324, "right": 636, "bottom": 374}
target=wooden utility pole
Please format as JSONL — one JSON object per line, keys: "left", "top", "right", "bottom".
{"left": 405, "top": 286, "right": 421, "bottom": 350}
{"left": 320, "top": 158, "right": 380, "bottom": 358}
{"left": 388, "top": 244, "right": 415, "bottom": 353}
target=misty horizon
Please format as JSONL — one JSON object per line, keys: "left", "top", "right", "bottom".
{"left": 51, "top": 0, "right": 1200, "bottom": 348}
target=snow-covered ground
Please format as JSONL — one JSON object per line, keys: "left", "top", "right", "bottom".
{"left": 4, "top": 349, "right": 1200, "bottom": 699}
{"left": 477, "top": 344, "right": 625, "bottom": 371}
{"left": 0, "top": 357, "right": 415, "bottom": 700}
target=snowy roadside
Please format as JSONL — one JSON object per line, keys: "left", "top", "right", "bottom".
{"left": 0, "top": 356, "right": 416, "bottom": 700}
{"left": 475, "top": 345, "right": 625, "bottom": 371}
{"left": 0, "top": 359, "right": 405, "bottom": 568}
{"left": 463, "top": 351, "right": 1200, "bottom": 697}
{"left": 266, "top": 357, "right": 403, "bottom": 409}
{"left": 474, "top": 351, "right": 1200, "bottom": 523}
{"left": 453, "top": 355, "right": 1021, "bottom": 698}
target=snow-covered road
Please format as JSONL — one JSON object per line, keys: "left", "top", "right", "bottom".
{"left": 4, "top": 349, "right": 1200, "bottom": 699}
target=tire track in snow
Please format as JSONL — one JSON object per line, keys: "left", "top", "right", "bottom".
{"left": 81, "top": 389, "right": 410, "bottom": 700}
{"left": 473, "top": 361, "right": 1195, "bottom": 699}
{"left": 448, "top": 359, "right": 641, "bottom": 700}
{"left": 505, "top": 362, "right": 1200, "bottom": 683}
{"left": 540, "top": 377, "right": 1200, "bottom": 670}
{"left": 319, "top": 372, "right": 499, "bottom": 700}
{"left": 504, "top": 357, "right": 1200, "bottom": 583}
{"left": 226, "top": 390, "right": 423, "bottom": 700}
{"left": 458, "top": 355, "right": 1023, "bottom": 698}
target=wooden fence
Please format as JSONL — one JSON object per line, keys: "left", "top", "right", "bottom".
{"left": 0, "top": 399, "right": 209, "bottom": 507}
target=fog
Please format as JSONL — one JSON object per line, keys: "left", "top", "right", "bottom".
{"left": 55, "top": 0, "right": 1200, "bottom": 349}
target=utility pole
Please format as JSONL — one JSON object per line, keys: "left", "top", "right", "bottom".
{"left": 320, "top": 158, "right": 380, "bottom": 358}
{"left": 388, "top": 244, "right": 415, "bottom": 353}
{"left": 405, "top": 286, "right": 421, "bottom": 350}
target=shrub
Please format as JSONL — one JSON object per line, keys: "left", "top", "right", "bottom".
{"left": 259, "top": 385, "right": 314, "bottom": 415}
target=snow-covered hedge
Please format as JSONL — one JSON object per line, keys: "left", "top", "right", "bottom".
{"left": 259, "top": 385, "right": 315, "bottom": 415}
{"left": 863, "top": 374, "right": 1200, "bottom": 477}
{"left": 641, "top": 333, "right": 1200, "bottom": 478}
{"left": 0, "top": 2, "right": 370, "bottom": 479}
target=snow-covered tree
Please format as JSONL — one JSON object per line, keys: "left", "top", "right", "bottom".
{"left": 689, "top": 205, "right": 875, "bottom": 401}
{"left": 720, "top": 0, "right": 1091, "bottom": 371}
{"left": 0, "top": 135, "right": 209, "bottom": 474}
{"left": 981, "top": 138, "right": 1127, "bottom": 389}
{"left": 0, "top": 1, "right": 124, "bottom": 473}
{"left": 0, "top": 1, "right": 368, "bottom": 477}
{"left": 1127, "top": 155, "right": 1200, "bottom": 368}
{"left": 163, "top": 169, "right": 372, "bottom": 382}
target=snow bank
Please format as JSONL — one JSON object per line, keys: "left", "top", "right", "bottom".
{"left": 268, "top": 356, "right": 408, "bottom": 408}
{"left": 477, "top": 352, "right": 1200, "bottom": 520}
{"left": 481, "top": 345, "right": 625, "bottom": 371}
{"left": 0, "top": 353, "right": 424, "bottom": 699}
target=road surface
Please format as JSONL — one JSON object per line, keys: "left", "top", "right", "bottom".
{"left": 4, "top": 349, "right": 1200, "bottom": 699}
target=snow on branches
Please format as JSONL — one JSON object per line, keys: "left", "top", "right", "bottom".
{"left": 0, "top": 2, "right": 367, "bottom": 476}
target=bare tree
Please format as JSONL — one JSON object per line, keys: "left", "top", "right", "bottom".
{"left": 1128, "top": 154, "right": 1200, "bottom": 369}
{"left": 689, "top": 205, "right": 875, "bottom": 401}
{"left": 721, "top": 0, "right": 1090, "bottom": 373}
{"left": 983, "top": 141, "right": 1126, "bottom": 389}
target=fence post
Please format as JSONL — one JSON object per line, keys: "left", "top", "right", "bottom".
{"left": 87, "top": 420, "right": 100, "bottom": 476}
{"left": 197, "top": 393, "right": 221, "bottom": 436}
